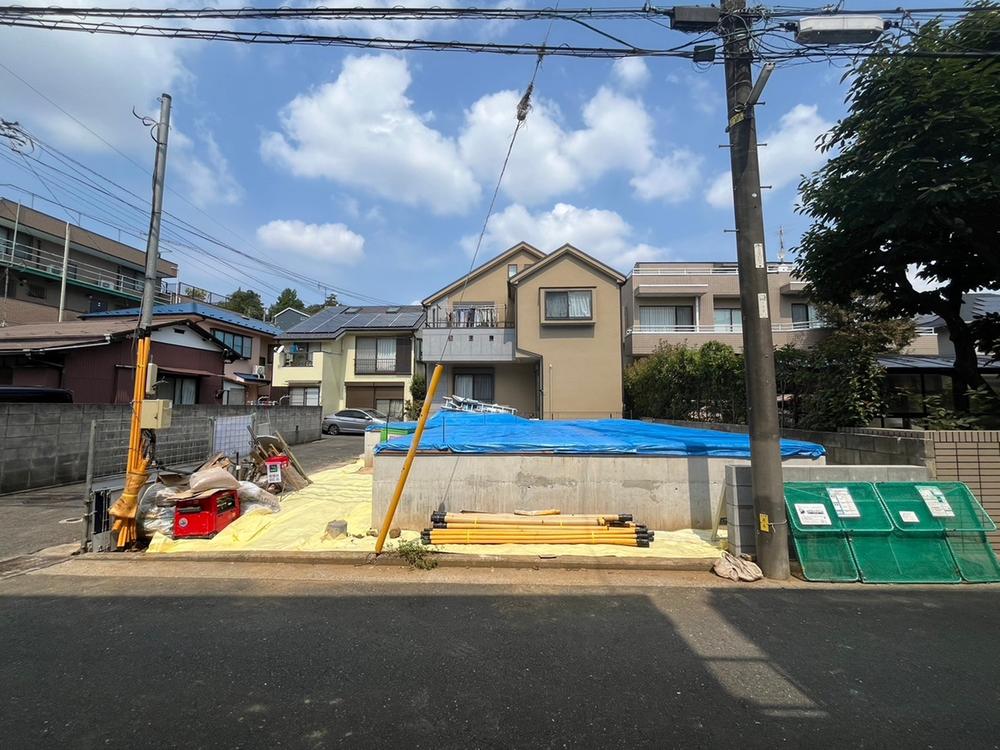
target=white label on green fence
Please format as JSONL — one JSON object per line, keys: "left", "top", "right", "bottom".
{"left": 796, "top": 503, "right": 832, "bottom": 526}
{"left": 917, "top": 486, "right": 955, "bottom": 518}
{"left": 899, "top": 511, "right": 920, "bottom": 524}
{"left": 827, "top": 487, "right": 860, "bottom": 518}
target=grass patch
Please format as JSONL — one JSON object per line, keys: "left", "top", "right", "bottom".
{"left": 395, "top": 539, "right": 438, "bottom": 570}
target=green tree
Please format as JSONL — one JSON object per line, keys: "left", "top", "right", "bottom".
{"left": 268, "top": 287, "right": 306, "bottom": 319}
{"left": 305, "top": 293, "right": 339, "bottom": 315}
{"left": 219, "top": 288, "right": 265, "bottom": 320}
{"left": 796, "top": 3, "right": 1000, "bottom": 411}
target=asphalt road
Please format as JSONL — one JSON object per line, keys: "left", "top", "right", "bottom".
{"left": 0, "top": 435, "right": 363, "bottom": 560}
{"left": 2, "top": 569, "right": 998, "bottom": 749}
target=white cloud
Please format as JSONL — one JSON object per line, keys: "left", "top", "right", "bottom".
{"left": 706, "top": 104, "right": 832, "bottom": 209}
{"left": 172, "top": 129, "right": 243, "bottom": 208}
{"left": 261, "top": 54, "right": 480, "bottom": 215}
{"left": 458, "top": 86, "right": 655, "bottom": 205}
{"left": 631, "top": 149, "right": 703, "bottom": 203}
{"left": 612, "top": 58, "right": 650, "bottom": 89}
{"left": 0, "top": 1, "right": 195, "bottom": 155}
{"left": 256, "top": 219, "right": 365, "bottom": 265}
{"left": 463, "top": 202, "right": 668, "bottom": 270}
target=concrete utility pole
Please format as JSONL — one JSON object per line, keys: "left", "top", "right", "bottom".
{"left": 721, "top": 0, "right": 789, "bottom": 578}
{"left": 125, "top": 94, "right": 171, "bottom": 479}
{"left": 140, "top": 93, "right": 171, "bottom": 331}
{"left": 58, "top": 222, "right": 70, "bottom": 322}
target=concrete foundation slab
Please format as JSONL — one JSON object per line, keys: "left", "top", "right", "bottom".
{"left": 373, "top": 453, "right": 824, "bottom": 531}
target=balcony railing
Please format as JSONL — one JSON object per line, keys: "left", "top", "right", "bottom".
{"left": 355, "top": 357, "right": 407, "bottom": 375}
{"left": 626, "top": 322, "right": 939, "bottom": 337}
{"left": 631, "top": 265, "right": 795, "bottom": 277}
{"left": 425, "top": 305, "right": 513, "bottom": 328}
{"left": 626, "top": 320, "right": 830, "bottom": 336}
{"left": 283, "top": 352, "right": 315, "bottom": 367}
{"left": 0, "top": 236, "right": 171, "bottom": 303}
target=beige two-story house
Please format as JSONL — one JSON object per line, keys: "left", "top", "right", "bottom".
{"left": 421, "top": 243, "right": 625, "bottom": 419}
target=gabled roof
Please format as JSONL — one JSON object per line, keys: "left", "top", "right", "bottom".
{"left": 83, "top": 301, "right": 282, "bottom": 336}
{"left": 509, "top": 244, "right": 626, "bottom": 286}
{"left": 422, "top": 242, "right": 546, "bottom": 305}
{"left": 280, "top": 304, "right": 424, "bottom": 341}
{"left": 878, "top": 354, "right": 1000, "bottom": 372}
{"left": 274, "top": 306, "right": 311, "bottom": 319}
{"left": 0, "top": 316, "right": 232, "bottom": 355}
{"left": 919, "top": 292, "right": 1000, "bottom": 330}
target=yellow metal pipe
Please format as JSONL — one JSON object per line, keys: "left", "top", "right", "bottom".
{"left": 428, "top": 537, "right": 644, "bottom": 547}
{"left": 375, "top": 363, "right": 444, "bottom": 554}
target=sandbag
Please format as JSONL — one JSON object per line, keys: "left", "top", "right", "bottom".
{"left": 189, "top": 466, "right": 240, "bottom": 494}
{"left": 712, "top": 551, "right": 763, "bottom": 582}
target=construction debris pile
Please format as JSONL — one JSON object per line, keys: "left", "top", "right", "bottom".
{"left": 422, "top": 510, "right": 653, "bottom": 547}
{"left": 135, "top": 431, "right": 310, "bottom": 543}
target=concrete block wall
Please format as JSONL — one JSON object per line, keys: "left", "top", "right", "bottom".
{"left": 656, "top": 420, "right": 932, "bottom": 468}
{"left": 0, "top": 404, "right": 321, "bottom": 494}
{"left": 725, "top": 464, "right": 931, "bottom": 558}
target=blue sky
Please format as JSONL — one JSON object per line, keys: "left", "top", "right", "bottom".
{"left": 0, "top": 2, "right": 942, "bottom": 308}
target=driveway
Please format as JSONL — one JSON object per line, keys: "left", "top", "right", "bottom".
{"left": 0, "top": 434, "right": 364, "bottom": 561}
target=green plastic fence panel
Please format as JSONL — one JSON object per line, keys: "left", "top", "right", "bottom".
{"left": 790, "top": 534, "right": 859, "bottom": 582}
{"left": 945, "top": 532, "right": 1000, "bottom": 583}
{"left": 850, "top": 533, "right": 962, "bottom": 584}
{"left": 875, "top": 482, "right": 998, "bottom": 533}
{"left": 785, "top": 482, "right": 892, "bottom": 534}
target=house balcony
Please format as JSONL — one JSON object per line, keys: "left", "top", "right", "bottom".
{"left": 272, "top": 350, "right": 325, "bottom": 387}
{"left": 0, "top": 236, "right": 171, "bottom": 303}
{"left": 626, "top": 320, "right": 831, "bottom": 356}
{"left": 420, "top": 327, "right": 517, "bottom": 363}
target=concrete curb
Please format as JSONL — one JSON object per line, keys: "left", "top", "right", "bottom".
{"left": 80, "top": 550, "right": 717, "bottom": 572}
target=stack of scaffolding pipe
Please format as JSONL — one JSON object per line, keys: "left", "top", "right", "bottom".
{"left": 422, "top": 511, "right": 652, "bottom": 547}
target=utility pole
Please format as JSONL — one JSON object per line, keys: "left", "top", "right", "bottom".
{"left": 57, "top": 222, "right": 70, "bottom": 322}
{"left": 125, "top": 93, "right": 171, "bottom": 479}
{"left": 140, "top": 94, "right": 171, "bottom": 332}
{"left": 721, "top": 0, "right": 789, "bottom": 578}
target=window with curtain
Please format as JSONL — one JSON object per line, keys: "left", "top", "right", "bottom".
{"left": 544, "top": 290, "right": 593, "bottom": 321}
{"left": 455, "top": 372, "right": 495, "bottom": 402}
{"left": 507, "top": 263, "right": 518, "bottom": 277}
{"left": 289, "top": 386, "right": 320, "bottom": 406}
{"left": 791, "top": 303, "right": 811, "bottom": 325}
{"left": 713, "top": 307, "right": 741, "bottom": 331}
{"left": 639, "top": 305, "right": 694, "bottom": 328}
{"left": 356, "top": 337, "right": 397, "bottom": 373}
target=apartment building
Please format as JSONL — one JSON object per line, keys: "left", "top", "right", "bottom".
{"left": 0, "top": 198, "right": 177, "bottom": 325}
{"left": 271, "top": 305, "right": 424, "bottom": 418}
{"left": 623, "top": 260, "right": 939, "bottom": 361}
{"left": 85, "top": 301, "right": 283, "bottom": 405}
{"left": 421, "top": 243, "right": 625, "bottom": 419}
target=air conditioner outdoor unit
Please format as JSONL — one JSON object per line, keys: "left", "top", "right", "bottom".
{"left": 98, "top": 280, "right": 115, "bottom": 290}
{"left": 45, "top": 264, "right": 61, "bottom": 275}
{"left": 253, "top": 365, "right": 266, "bottom": 377}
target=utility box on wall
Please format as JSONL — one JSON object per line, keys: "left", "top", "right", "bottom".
{"left": 140, "top": 399, "right": 173, "bottom": 429}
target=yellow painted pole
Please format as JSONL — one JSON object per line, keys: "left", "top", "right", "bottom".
{"left": 126, "top": 336, "right": 149, "bottom": 473}
{"left": 375, "top": 363, "right": 444, "bottom": 553}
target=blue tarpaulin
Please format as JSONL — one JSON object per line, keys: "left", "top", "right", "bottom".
{"left": 373, "top": 412, "right": 825, "bottom": 459}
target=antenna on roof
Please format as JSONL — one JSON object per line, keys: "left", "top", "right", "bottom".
{"left": 776, "top": 226, "right": 789, "bottom": 268}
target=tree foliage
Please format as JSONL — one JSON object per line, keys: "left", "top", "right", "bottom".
{"left": 219, "top": 288, "right": 265, "bottom": 320}
{"left": 625, "top": 309, "right": 914, "bottom": 431}
{"left": 795, "top": 3, "right": 1000, "bottom": 410}
{"left": 305, "top": 293, "right": 339, "bottom": 315}
{"left": 268, "top": 288, "right": 306, "bottom": 319}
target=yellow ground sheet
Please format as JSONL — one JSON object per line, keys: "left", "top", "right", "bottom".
{"left": 147, "top": 460, "right": 724, "bottom": 559}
